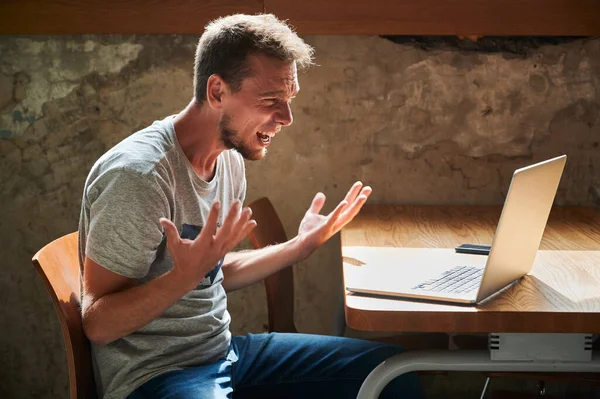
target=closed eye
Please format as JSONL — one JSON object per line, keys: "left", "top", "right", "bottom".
{"left": 261, "top": 96, "right": 295, "bottom": 108}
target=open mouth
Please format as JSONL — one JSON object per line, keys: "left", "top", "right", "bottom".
{"left": 257, "top": 131, "right": 274, "bottom": 145}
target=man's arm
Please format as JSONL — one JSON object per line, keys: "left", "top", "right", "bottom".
{"left": 81, "top": 256, "right": 194, "bottom": 346}
{"left": 221, "top": 236, "right": 304, "bottom": 292}
{"left": 222, "top": 182, "right": 372, "bottom": 292}
{"left": 82, "top": 201, "right": 256, "bottom": 346}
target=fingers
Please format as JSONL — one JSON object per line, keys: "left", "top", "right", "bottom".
{"left": 221, "top": 206, "right": 257, "bottom": 253}
{"left": 160, "top": 217, "right": 181, "bottom": 253}
{"left": 197, "top": 201, "right": 221, "bottom": 241}
{"left": 343, "top": 181, "right": 364, "bottom": 204}
{"left": 309, "top": 182, "right": 369, "bottom": 217}
{"left": 360, "top": 185, "right": 373, "bottom": 197}
{"left": 213, "top": 201, "right": 256, "bottom": 250}
{"left": 215, "top": 200, "right": 241, "bottom": 243}
{"left": 325, "top": 184, "right": 373, "bottom": 232}
{"left": 233, "top": 207, "right": 255, "bottom": 240}
{"left": 230, "top": 208, "right": 257, "bottom": 249}
{"left": 337, "top": 186, "right": 372, "bottom": 226}
{"left": 326, "top": 200, "right": 349, "bottom": 228}
{"left": 331, "top": 182, "right": 372, "bottom": 218}
{"left": 308, "top": 192, "right": 326, "bottom": 214}
{"left": 241, "top": 218, "right": 258, "bottom": 239}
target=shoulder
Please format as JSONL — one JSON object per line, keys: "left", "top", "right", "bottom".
{"left": 84, "top": 165, "right": 169, "bottom": 208}
{"left": 103, "top": 118, "right": 176, "bottom": 173}
{"left": 85, "top": 119, "right": 177, "bottom": 199}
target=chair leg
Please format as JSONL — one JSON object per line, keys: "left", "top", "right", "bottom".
{"left": 331, "top": 286, "right": 347, "bottom": 337}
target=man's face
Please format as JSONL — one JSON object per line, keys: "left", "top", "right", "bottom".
{"left": 219, "top": 55, "right": 299, "bottom": 161}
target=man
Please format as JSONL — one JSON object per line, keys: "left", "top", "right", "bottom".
{"left": 79, "top": 13, "right": 421, "bottom": 399}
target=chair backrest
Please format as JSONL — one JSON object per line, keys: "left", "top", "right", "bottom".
{"left": 32, "top": 232, "right": 97, "bottom": 399}
{"left": 247, "top": 197, "right": 297, "bottom": 333}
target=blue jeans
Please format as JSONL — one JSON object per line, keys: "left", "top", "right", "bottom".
{"left": 128, "top": 333, "right": 422, "bottom": 399}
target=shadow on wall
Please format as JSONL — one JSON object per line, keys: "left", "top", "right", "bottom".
{"left": 382, "top": 36, "right": 587, "bottom": 56}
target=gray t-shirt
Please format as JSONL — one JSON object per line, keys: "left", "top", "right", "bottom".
{"left": 78, "top": 116, "right": 246, "bottom": 399}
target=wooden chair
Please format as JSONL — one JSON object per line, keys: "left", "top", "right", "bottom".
{"left": 32, "top": 232, "right": 97, "bottom": 399}
{"left": 31, "top": 203, "right": 299, "bottom": 399}
{"left": 246, "top": 197, "right": 449, "bottom": 351}
{"left": 246, "top": 197, "right": 297, "bottom": 333}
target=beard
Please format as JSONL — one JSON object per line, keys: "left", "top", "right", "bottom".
{"left": 219, "top": 113, "right": 266, "bottom": 161}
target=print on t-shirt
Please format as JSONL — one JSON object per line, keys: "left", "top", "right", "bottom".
{"left": 181, "top": 223, "right": 223, "bottom": 287}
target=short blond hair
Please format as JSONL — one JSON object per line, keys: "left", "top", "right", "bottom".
{"left": 193, "top": 14, "right": 314, "bottom": 103}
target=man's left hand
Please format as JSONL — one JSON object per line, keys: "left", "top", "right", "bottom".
{"left": 296, "top": 181, "right": 372, "bottom": 259}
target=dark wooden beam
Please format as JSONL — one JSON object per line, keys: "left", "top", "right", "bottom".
{"left": 266, "top": 0, "right": 600, "bottom": 36}
{"left": 1, "top": 0, "right": 599, "bottom": 36}
{"left": 0, "top": 0, "right": 264, "bottom": 34}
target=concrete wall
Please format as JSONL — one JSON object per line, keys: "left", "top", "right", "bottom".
{"left": 1, "top": 34, "right": 599, "bottom": 398}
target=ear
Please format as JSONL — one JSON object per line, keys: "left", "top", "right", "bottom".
{"left": 206, "top": 74, "right": 228, "bottom": 110}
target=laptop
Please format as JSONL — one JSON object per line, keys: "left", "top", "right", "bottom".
{"left": 345, "top": 155, "right": 567, "bottom": 305}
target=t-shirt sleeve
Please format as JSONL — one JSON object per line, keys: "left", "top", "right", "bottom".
{"left": 85, "top": 169, "right": 169, "bottom": 279}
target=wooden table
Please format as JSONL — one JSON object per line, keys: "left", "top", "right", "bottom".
{"left": 340, "top": 205, "right": 600, "bottom": 398}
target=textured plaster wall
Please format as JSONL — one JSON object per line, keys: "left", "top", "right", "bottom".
{"left": 1, "top": 34, "right": 599, "bottom": 398}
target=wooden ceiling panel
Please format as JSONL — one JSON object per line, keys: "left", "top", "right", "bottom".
{"left": 265, "top": 0, "right": 600, "bottom": 36}
{"left": 0, "top": 0, "right": 264, "bottom": 34}
{"left": 1, "top": 0, "right": 599, "bottom": 35}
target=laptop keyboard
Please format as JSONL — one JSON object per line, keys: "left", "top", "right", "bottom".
{"left": 412, "top": 265, "right": 483, "bottom": 294}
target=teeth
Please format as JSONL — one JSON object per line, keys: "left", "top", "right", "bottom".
{"left": 258, "top": 131, "right": 274, "bottom": 137}
{"left": 259, "top": 134, "right": 270, "bottom": 144}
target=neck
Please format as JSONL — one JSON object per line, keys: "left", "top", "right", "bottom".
{"left": 173, "top": 98, "right": 226, "bottom": 181}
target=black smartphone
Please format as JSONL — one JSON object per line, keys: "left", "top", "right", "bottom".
{"left": 455, "top": 243, "right": 491, "bottom": 255}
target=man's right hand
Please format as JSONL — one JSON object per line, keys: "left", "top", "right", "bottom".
{"left": 82, "top": 200, "right": 255, "bottom": 346}
{"left": 160, "top": 200, "right": 257, "bottom": 290}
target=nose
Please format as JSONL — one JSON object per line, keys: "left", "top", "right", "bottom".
{"left": 274, "top": 102, "right": 293, "bottom": 127}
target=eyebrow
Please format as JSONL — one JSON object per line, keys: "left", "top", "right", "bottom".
{"left": 259, "top": 90, "right": 287, "bottom": 97}
{"left": 258, "top": 90, "right": 297, "bottom": 98}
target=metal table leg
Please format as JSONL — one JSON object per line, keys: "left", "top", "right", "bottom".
{"left": 356, "top": 350, "right": 600, "bottom": 399}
